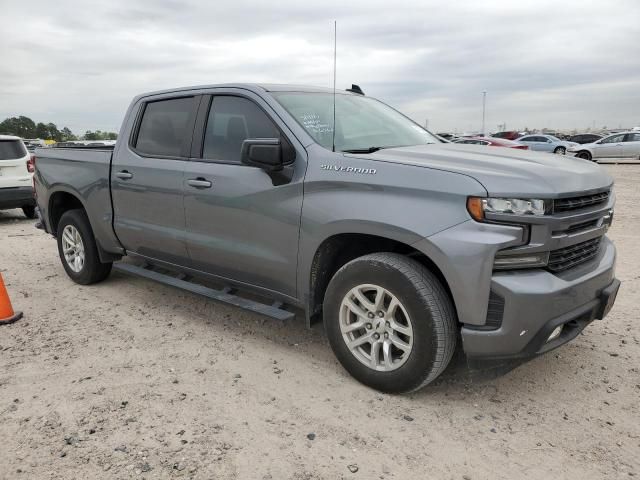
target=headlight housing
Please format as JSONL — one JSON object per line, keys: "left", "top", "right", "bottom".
{"left": 467, "top": 197, "right": 547, "bottom": 221}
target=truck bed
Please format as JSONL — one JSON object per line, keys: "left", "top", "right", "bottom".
{"left": 34, "top": 145, "right": 123, "bottom": 255}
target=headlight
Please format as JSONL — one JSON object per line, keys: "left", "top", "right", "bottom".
{"left": 467, "top": 197, "right": 547, "bottom": 221}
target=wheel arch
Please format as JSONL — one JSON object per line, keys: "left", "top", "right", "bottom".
{"left": 304, "top": 232, "right": 456, "bottom": 328}
{"left": 47, "top": 188, "right": 86, "bottom": 235}
{"left": 47, "top": 187, "right": 121, "bottom": 263}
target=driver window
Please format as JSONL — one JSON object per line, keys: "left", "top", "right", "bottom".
{"left": 601, "top": 134, "right": 623, "bottom": 144}
{"left": 203, "top": 96, "right": 280, "bottom": 162}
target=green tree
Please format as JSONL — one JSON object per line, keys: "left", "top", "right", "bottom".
{"left": 0, "top": 116, "right": 37, "bottom": 138}
{"left": 61, "top": 127, "right": 77, "bottom": 141}
{"left": 83, "top": 130, "right": 118, "bottom": 141}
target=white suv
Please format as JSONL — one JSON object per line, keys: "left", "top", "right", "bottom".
{"left": 0, "top": 135, "right": 36, "bottom": 218}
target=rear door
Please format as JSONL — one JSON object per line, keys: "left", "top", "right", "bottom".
{"left": 519, "top": 136, "right": 546, "bottom": 151}
{"left": 111, "top": 95, "right": 199, "bottom": 265}
{"left": 182, "top": 92, "right": 305, "bottom": 298}
{"left": 622, "top": 133, "right": 640, "bottom": 158}
{"left": 592, "top": 134, "right": 624, "bottom": 159}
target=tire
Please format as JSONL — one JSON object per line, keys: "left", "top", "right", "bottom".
{"left": 323, "top": 253, "right": 457, "bottom": 393}
{"left": 56, "top": 209, "right": 112, "bottom": 285}
{"left": 576, "top": 151, "right": 592, "bottom": 161}
{"left": 554, "top": 147, "right": 566, "bottom": 155}
{"left": 22, "top": 205, "right": 36, "bottom": 219}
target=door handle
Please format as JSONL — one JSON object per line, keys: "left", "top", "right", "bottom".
{"left": 187, "top": 178, "right": 212, "bottom": 189}
{"left": 115, "top": 170, "right": 133, "bottom": 180}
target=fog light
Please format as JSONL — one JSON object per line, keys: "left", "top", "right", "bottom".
{"left": 547, "top": 325, "right": 563, "bottom": 342}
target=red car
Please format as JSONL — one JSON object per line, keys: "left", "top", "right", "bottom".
{"left": 491, "top": 131, "right": 522, "bottom": 140}
{"left": 453, "top": 137, "right": 529, "bottom": 150}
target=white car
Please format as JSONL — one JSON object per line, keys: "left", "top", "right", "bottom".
{"left": 0, "top": 135, "right": 36, "bottom": 218}
{"left": 568, "top": 131, "right": 640, "bottom": 162}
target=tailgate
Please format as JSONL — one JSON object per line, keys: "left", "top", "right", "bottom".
{"left": 0, "top": 155, "right": 31, "bottom": 189}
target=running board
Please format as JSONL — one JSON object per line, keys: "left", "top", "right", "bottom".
{"left": 113, "top": 263, "right": 295, "bottom": 321}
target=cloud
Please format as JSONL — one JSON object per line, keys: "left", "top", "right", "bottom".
{"left": 1, "top": 0, "right": 638, "bottom": 133}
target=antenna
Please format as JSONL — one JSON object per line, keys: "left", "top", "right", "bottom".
{"left": 332, "top": 20, "right": 337, "bottom": 153}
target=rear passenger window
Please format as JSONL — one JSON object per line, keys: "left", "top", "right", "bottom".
{"left": 203, "top": 96, "right": 280, "bottom": 163}
{"left": 135, "top": 97, "right": 194, "bottom": 157}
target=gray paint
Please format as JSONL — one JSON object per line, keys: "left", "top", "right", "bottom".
{"left": 34, "top": 83, "right": 618, "bottom": 360}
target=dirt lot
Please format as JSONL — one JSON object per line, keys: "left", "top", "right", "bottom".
{"left": 0, "top": 166, "right": 638, "bottom": 480}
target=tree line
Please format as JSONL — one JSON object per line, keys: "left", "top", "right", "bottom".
{"left": 0, "top": 116, "right": 117, "bottom": 141}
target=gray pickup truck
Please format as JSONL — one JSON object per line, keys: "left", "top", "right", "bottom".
{"left": 34, "top": 84, "right": 619, "bottom": 393}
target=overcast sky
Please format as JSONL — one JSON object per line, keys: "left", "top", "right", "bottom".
{"left": 1, "top": 0, "right": 638, "bottom": 134}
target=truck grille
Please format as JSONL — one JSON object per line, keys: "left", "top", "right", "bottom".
{"left": 547, "top": 237, "right": 602, "bottom": 273}
{"left": 553, "top": 191, "right": 609, "bottom": 213}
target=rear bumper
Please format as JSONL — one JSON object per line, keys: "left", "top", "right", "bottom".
{"left": 0, "top": 187, "right": 35, "bottom": 209}
{"left": 461, "top": 237, "right": 618, "bottom": 359}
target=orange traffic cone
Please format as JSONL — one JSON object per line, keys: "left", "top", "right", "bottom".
{"left": 0, "top": 273, "right": 22, "bottom": 325}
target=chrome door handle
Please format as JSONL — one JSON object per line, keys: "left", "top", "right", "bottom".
{"left": 116, "top": 170, "right": 133, "bottom": 180}
{"left": 187, "top": 178, "right": 212, "bottom": 189}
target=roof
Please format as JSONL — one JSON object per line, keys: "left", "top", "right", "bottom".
{"left": 0, "top": 134, "right": 21, "bottom": 141}
{"left": 135, "top": 83, "right": 353, "bottom": 100}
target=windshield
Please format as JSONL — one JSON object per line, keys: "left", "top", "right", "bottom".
{"left": 272, "top": 92, "right": 440, "bottom": 152}
{"left": 547, "top": 135, "right": 562, "bottom": 142}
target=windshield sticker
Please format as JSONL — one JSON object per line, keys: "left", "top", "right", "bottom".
{"left": 300, "top": 113, "right": 333, "bottom": 134}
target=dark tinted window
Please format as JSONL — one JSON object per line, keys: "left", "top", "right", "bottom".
{"left": 519, "top": 136, "right": 535, "bottom": 142}
{"left": 0, "top": 140, "right": 27, "bottom": 160}
{"left": 203, "top": 96, "right": 280, "bottom": 162}
{"left": 625, "top": 133, "right": 640, "bottom": 142}
{"left": 135, "top": 97, "right": 194, "bottom": 157}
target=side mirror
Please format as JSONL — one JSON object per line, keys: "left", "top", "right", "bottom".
{"left": 241, "top": 138, "right": 283, "bottom": 171}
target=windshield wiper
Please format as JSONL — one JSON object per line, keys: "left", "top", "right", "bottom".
{"left": 341, "top": 146, "right": 386, "bottom": 154}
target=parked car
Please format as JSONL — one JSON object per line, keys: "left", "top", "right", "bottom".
{"left": 0, "top": 135, "right": 36, "bottom": 218}
{"left": 436, "top": 132, "right": 457, "bottom": 141}
{"left": 491, "top": 131, "right": 522, "bottom": 140}
{"left": 515, "top": 134, "right": 579, "bottom": 154}
{"left": 569, "top": 134, "right": 604, "bottom": 145}
{"left": 34, "top": 83, "right": 619, "bottom": 393}
{"left": 453, "top": 137, "right": 528, "bottom": 149}
{"left": 568, "top": 131, "right": 640, "bottom": 161}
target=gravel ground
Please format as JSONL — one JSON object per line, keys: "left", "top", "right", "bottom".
{"left": 0, "top": 165, "right": 638, "bottom": 480}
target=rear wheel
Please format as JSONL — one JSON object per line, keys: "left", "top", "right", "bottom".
{"left": 57, "top": 209, "right": 112, "bottom": 285}
{"left": 576, "top": 151, "right": 592, "bottom": 161}
{"left": 554, "top": 146, "right": 566, "bottom": 155}
{"left": 22, "top": 205, "right": 36, "bottom": 219}
{"left": 323, "top": 253, "right": 457, "bottom": 393}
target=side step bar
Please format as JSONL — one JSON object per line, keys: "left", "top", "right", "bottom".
{"left": 113, "top": 262, "right": 295, "bottom": 321}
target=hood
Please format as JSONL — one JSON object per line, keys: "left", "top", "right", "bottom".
{"left": 358, "top": 144, "right": 613, "bottom": 197}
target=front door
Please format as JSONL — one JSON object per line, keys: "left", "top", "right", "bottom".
{"left": 111, "top": 95, "right": 199, "bottom": 265}
{"left": 183, "top": 93, "right": 304, "bottom": 299}
{"left": 622, "top": 133, "right": 640, "bottom": 158}
{"left": 592, "top": 133, "right": 625, "bottom": 159}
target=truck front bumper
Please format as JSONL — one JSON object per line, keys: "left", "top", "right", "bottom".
{"left": 0, "top": 187, "right": 35, "bottom": 210}
{"left": 461, "top": 237, "right": 618, "bottom": 359}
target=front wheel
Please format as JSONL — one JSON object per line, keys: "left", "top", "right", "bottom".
{"left": 554, "top": 146, "right": 566, "bottom": 155}
{"left": 57, "top": 209, "right": 112, "bottom": 285}
{"left": 323, "top": 253, "right": 457, "bottom": 393}
{"left": 576, "top": 151, "right": 592, "bottom": 161}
